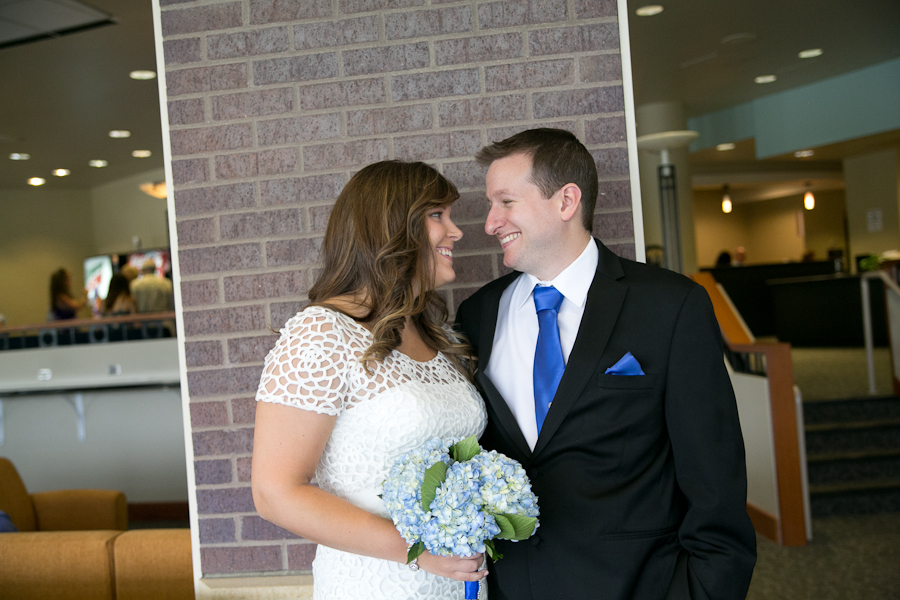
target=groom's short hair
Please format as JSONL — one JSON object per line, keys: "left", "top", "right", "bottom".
{"left": 475, "top": 128, "right": 598, "bottom": 232}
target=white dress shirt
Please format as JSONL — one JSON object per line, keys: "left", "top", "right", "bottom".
{"left": 484, "top": 239, "right": 599, "bottom": 450}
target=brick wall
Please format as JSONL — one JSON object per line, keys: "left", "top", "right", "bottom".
{"left": 158, "top": 0, "right": 634, "bottom": 578}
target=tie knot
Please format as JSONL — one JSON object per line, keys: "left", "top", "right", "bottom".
{"left": 533, "top": 285, "right": 564, "bottom": 313}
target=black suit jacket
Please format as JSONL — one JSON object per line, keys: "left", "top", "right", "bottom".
{"left": 456, "top": 240, "right": 756, "bottom": 600}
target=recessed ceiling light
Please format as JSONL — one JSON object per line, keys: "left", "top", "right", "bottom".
{"left": 129, "top": 70, "right": 157, "bottom": 80}
{"left": 636, "top": 5, "right": 664, "bottom": 16}
{"left": 28, "top": 177, "right": 46, "bottom": 186}
{"left": 53, "top": 169, "right": 71, "bottom": 177}
{"left": 794, "top": 150, "right": 815, "bottom": 158}
{"left": 9, "top": 153, "right": 30, "bottom": 160}
{"left": 89, "top": 160, "right": 108, "bottom": 168}
{"left": 132, "top": 150, "right": 152, "bottom": 158}
{"left": 109, "top": 130, "right": 131, "bottom": 138}
{"left": 716, "top": 143, "right": 736, "bottom": 151}
{"left": 755, "top": 75, "right": 777, "bottom": 84}
{"left": 798, "top": 48, "right": 823, "bottom": 59}
{"left": 721, "top": 32, "right": 756, "bottom": 46}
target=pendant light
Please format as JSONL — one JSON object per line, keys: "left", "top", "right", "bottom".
{"left": 803, "top": 182, "right": 815, "bottom": 210}
{"left": 722, "top": 185, "right": 732, "bottom": 214}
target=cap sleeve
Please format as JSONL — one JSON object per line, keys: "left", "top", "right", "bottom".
{"left": 255, "top": 308, "right": 350, "bottom": 416}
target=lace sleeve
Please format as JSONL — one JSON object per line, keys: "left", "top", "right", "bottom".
{"left": 255, "top": 309, "right": 350, "bottom": 416}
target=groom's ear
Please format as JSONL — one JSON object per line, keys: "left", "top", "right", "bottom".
{"left": 558, "top": 183, "right": 583, "bottom": 223}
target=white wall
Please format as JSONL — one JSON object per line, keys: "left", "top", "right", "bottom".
{"left": 844, "top": 148, "right": 900, "bottom": 267}
{"left": 91, "top": 168, "right": 168, "bottom": 255}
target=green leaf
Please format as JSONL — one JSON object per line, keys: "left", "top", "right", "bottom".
{"left": 420, "top": 461, "right": 449, "bottom": 511}
{"left": 449, "top": 435, "right": 480, "bottom": 462}
{"left": 492, "top": 513, "right": 537, "bottom": 541}
{"left": 407, "top": 542, "right": 425, "bottom": 564}
{"left": 484, "top": 539, "right": 503, "bottom": 562}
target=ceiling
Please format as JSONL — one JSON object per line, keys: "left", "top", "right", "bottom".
{"left": 1, "top": 0, "right": 899, "bottom": 194}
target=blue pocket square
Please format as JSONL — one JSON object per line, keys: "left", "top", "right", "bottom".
{"left": 605, "top": 352, "right": 645, "bottom": 376}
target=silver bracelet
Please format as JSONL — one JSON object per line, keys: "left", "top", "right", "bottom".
{"left": 408, "top": 557, "right": 420, "bottom": 571}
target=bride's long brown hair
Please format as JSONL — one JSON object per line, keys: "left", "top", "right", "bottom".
{"left": 308, "top": 160, "right": 475, "bottom": 378}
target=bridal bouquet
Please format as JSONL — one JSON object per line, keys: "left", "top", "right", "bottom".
{"left": 381, "top": 435, "right": 540, "bottom": 598}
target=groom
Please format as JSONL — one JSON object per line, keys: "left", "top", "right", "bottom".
{"left": 456, "top": 129, "right": 756, "bottom": 599}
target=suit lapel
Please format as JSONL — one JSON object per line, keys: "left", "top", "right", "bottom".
{"left": 532, "top": 240, "right": 627, "bottom": 457}
{"left": 474, "top": 272, "right": 532, "bottom": 459}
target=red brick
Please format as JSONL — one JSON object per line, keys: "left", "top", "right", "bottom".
{"left": 606, "top": 242, "right": 636, "bottom": 261}
{"left": 452, "top": 191, "right": 489, "bottom": 221}
{"left": 308, "top": 204, "right": 333, "bottom": 233}
{"left": 580, "top": 54, "right": 623, "bottom": 83}
{"left": 208, "top": 26, "right": 290, "bottom": 60}
{"left": 215, "top": 153, "right": 259, "bottom": 180}
{"left": 270, "top": 301, "right": 310, "bottom": 329}
{"left": 193, "top": 429, "right": 255, "bottom": 457}
{"left": 180, "top": 243, "right": 262, "bottom": 276}
{"left": 163, "top": 38, "right": 201, "bottom": 65}
{"left": 586, "top": 116, "right": 627, "bottom": 145}
{"left": 224, "top": 271, "right": 307, "bottom": 302}
{"left": 167, "top": 63, "right": 248, "bottom": 97}
{"left": 211, "top": 88, "right": 293, "bottom": 121}
{"left": 487, "top": 121, "right": 576, "bottom": 143}
{"left": 530, "top": 23, "right": 620, "bottom": 56}
{"left": 451, "top": 285, "right": 480, "bottom": 313}
{"left": 257, "top": 114, "right": 341, "bottom": 146}
{"left": 574, "top": 0, "right": 617, "bottom": 18}
{"left": 253, "top": 53, "right": 339, "bottom": 86}
{"left": 287, "top": 543, "right": 317, "bottom": 570}
{"left": 196, "top": 487, "right": 256, "bottom": 514}
{"left": 161, "top": 2, "right": 242, "bottom": 36}
{"left": 596, "top": 179, "right": 632, "bottom": 210}
{"left": 395, "top": 131, "right": 481, "bottom": 162}
{"left": 391, "top": 69, "right": 479, "bottom": 102}
{"left": 485, "top": 59, "right": 573, "bottom": 92}
{"left": 443, "top": 160, "right": 488, "bottom": 190}
{"left": 242, "top": 516, "right": 300, "bottom": 540}
{"left": 385, "top": 6, "right": 472, "bottom": 39}
{"left": 455, "top": 223, "right": 496, "bottom": 251}
{"left": 181, "top": 279, "right": 220, "bottom": 307}
{"left": 176, "top": 217, "right": 215, "bottom": 246}
{"left": 532, "top": 86, "right": 624, "bottom": 119}
{"left": 186, "top": 341, "right": 224, "bottom": 367}
{"left": 439, "top": 95, "right": 525, "bottom": 127}
{"left": 170, "top": 124, "right": 253, "bottom": 157}
{"left": 259, "top": 148, "right": 298, "bottom": 176}
{"left": 190, "top": 401, "right": 229, "bottom": 426}
{"left": 303, "top": 139, "right": 389, "bottom": 171}
{"left": 294, "top": 16, "right": 378, "bottom": 50}
{"left": 298, "top": 79, "right": 385, "bottom": 110}
{"left": 172, "top": 158, "right": 209, "bottom": 185}
{"left": 266, "top": 238, "right": 324, "bottom": 267}
{"left": 259, "top": 174, "right": 344, "bottom": 206}
{"left": 220, "top": 209, "right": 302, "bottom": 240}
{"left": 592, "top": 210, "right": 634, "bottom": 241}
{"left": 199, "top": 517, "right": 236, "bottom": 543}
{"left": 435, "top": 33, "right": 522, "bottom": 66}
{"left": 340, "top": 0, "right": 422, "bottom": 14}
{"left": 183, "top": 305, "right": 267, "bottom": 336}
{"left": 232, "top": 399, "right": 258, "bottom": 425}
{"left": 451, "top": 254, "right": 493, "bottom": 283}
{"left": 201, "top": 545, "right": 281, "bottom": 574}
{"left": 592, "top": 147, "right": 630, "bottom": 177}
{"left": 195, "top": 460, "right": 233, "bottom": 485}
{"left": 228, "top": 335, "right": 279, "bottom": 364}
{"left": 236, "top": 457, "right": 253, "bottom": 481}
{"left": 478, "top": 0, "right": 568, "bottom": 28}
{"left": 250, "top": 0, "right": 331, "bottom": 25}
{"left": 189, "top": 366, "right": 263, "bottom": 397}
{"left": 346, "top": 104, "right": 432, "bottom": 136}
{"left": 174, "top": 182, "right": 256, "bottom": 216}
{"left": 343, "top": 42, "right": 429, "bottom": 77}
{"left": 168, "top": 99, "right": 205, "bottom": 125}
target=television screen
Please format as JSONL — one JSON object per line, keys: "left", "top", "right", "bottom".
{"left": 84, "top": 255, "right": 114, "bottom": 302}
{"left": 126, "top": 249, "right": 171, "bottom": 278}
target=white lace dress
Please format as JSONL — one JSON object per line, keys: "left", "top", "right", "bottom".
{"left": 256, "top": 305, "right": 488, "bottom": 600}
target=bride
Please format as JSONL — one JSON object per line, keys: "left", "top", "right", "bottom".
{"left": 252, "top": 160, "right": 489, "bottom": 599}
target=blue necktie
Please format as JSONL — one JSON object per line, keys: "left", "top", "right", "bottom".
{"left": 533, "top": 286, "right": 565, "bottom": 433}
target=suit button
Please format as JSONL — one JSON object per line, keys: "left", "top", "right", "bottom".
{"left": 529, "top": 535, "right": 541, "bottom": 546}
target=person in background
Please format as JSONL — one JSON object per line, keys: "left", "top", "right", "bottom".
{"left": 49, "top": 268, "right": 87, "bottom": 320}
{"left": 717, "top": 250, "right": 733, "bottom": 267}
{"left": 733, "top": 246, "right": 747, "bottom": 266}
{"left": 131, "top": 259, "right": 174, "bottom": 313}
{"left": 120, "top": 265, "right": 139, "bottom": 284}
{"left": 103, "top": 274, "right": 136, "bottom": 316}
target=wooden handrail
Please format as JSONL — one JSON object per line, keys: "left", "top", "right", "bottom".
{"left": 0, "top": 312, "right": 176, "bottom": 335}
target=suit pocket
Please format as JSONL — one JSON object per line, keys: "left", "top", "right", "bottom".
{"left": 597, "top": 373, "right": 658, "bottom": 390}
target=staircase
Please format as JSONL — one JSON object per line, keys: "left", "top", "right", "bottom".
{"left": 803, "top": 395, "right": 900, "bottom": 517}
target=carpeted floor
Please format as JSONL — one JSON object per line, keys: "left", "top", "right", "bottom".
{"left": 748, "top": 512, "right": 900, "bottom": 600}
{"left": 791, "top": 347, "right": 893, "bottom": 401}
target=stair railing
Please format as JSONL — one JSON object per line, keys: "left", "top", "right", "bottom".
{"left": 861, "top": 268, "right": 900, "bottom": 395}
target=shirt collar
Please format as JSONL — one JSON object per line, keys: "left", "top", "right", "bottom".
{"left": 511, "top": 239, "right": 599, "bottom": 313}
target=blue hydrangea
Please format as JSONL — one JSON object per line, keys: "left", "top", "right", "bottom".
{"left": 381, "top": 438, "right": 450, "bottom": 545}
